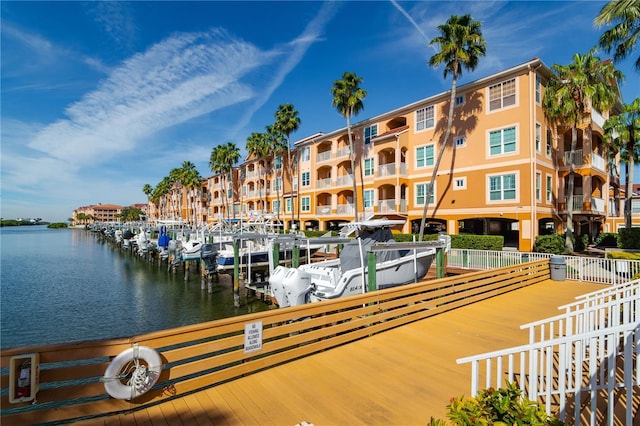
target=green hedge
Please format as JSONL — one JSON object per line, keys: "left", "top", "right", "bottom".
{"left": 619, "top": 228, "right": 640, "bottom": 249}
{"left": 533, "top": 234, "right": 565, "bottom": 254}
{"left": 393, "top": 233, "right": 504, "bottom": 251}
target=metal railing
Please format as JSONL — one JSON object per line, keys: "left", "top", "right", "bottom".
{"left": 457, "top": 322, "right": 639, "bottom": 425}
{"left": 448, "top": 249, "right": 640, "bottom": 285}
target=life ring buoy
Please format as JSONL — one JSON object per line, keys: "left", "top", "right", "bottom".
{"left": 102, "top": 344, "right": 162, "bottom": 400}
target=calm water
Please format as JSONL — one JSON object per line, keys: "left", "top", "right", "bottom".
{"left": 0, "top": 226, "right": 269, "bottom": 349}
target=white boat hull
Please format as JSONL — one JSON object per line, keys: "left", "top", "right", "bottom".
{"left": 271, "top": 249, "right": 435, "bottom": 307}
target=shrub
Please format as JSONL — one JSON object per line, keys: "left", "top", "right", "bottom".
{"left": 573, "top": 233, "right": 588, "bottom": 252}
{"left": 395, "top": 233, "right": 503, "bottom": 251}
{"left": 429, "top": 382, "right": 563, "bottom": 425}
{"left": 533, "top": 234, "right": 564, "bottom": 254}
{"left": 594, "top": 233, "right": 618, "bottom": 247}
{"left": 619, "top": 228, "right": 640, "bottom": 250}
{"left": 47, "top": 222, "right": 68, "bottom": 229}
{"left": 605, "top": 251, "right": 640, "bottom": 260}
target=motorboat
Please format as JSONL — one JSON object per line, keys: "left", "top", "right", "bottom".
{"left": 269, "top": 219, "right": 440, "bottom": 308}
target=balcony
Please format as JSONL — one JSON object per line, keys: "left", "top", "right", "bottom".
{"left": 336, "top": 174, "right": 354, "bottom": 186}
{"left": 317, "top": 177, "right": 332, "bottom": 189}
{"left": 377, "top": 199, "right": 408, "bottom": 214}
{"left": 564, "top": 196, "right": 605, "bottom": 213}
{"left": 317, "top": 151, "right": 332, "bottom": 163}
{"left": 337, "top": 146, "right": 350, "bottom": 158}
{"left": 337, "top": 203, "right": 355, "bottom": 215}
{"left": 316, "top": 206, "right": 332, "bottom": 215}
{"left": 376, "top": 162, "right": 408, "bottom": 178}
{"left": 562, "top": 149, "right": 605, "bottom": 172}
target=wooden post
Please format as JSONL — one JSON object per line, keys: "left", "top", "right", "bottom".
{"left": 436, "top": 247, "right": 445, "bottom": 279}
{"left": 233, "top": 238, "right": 240, "bottom": 308}
{"left": 367, "top": 251, "right": 376, "bottom": 292}
{"left": 272, "top": 242, "right": 280, "bottom": 270}
{"left": 293, "top": 244, "right": 300, "bottom": 268}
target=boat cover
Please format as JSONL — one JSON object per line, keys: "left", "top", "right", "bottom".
{"left": 339, "top": 226, "right": 401, "bottom": 272}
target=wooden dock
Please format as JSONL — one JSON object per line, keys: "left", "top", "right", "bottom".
{"left": 72, "top": 279, "right": 608, "bottom": 426}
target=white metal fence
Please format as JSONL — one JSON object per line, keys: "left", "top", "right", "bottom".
{"left": 447, "top": 249, "right": 640, "bottom": 285}
{"left": 457, "top": 323, "right": 639, "bottom": 425}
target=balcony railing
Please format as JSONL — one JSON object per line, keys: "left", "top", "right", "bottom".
{"left": 317, "top": 177, "right": 332, "bottom": 189}
{"left": 316, "top": 206, "right": 332, "bottom": 215}
{"left": 337, "top": 146, "right": 350, "bottom": 158}
{"left": 336, "top": 174, "right": 354, "bottom": 186}
{"left": 337, "top": 203, "right": 355, "bottom": 215}
{"left": 377, "top": 163, "right": 395, "bottom": 177}
{"left": 565, "top": 196, "right": 605, "bottom": 213}
{"left": 317, "top": 151, "right": 332, "bottom": 163}
{"left": 563, "top": 149, "right": 605, "bottom": 172}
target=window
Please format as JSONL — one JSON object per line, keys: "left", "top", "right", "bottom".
{"left": 416, "top": 183, "right": 435, "bottom": 205}
{"left": 416, "top": 144, "right": 435, "bottom": 167}
{"left": 301, "top": 196, "right": 310, "bottom": 212}
{"left": 536, "top": 172, "right": 542, "bottom": 201}
{"left": 364, "top": 158, "right": 374, "bottom": 176}
{"left": 364, "top": 190, "right": 374, "bottom": 208}
{"left": 546, "top": 175, "right": 553, "bottom": 203}
{"left": 364, "top": 124, "right": 377, "bottom": 144}
{"left": 489, "top": 127, "right": 516, "bottom": 156}
{"left": 535, "top": 75, "right": 541, "bottom": 103}
{"left": 301, "top": 146, "right": 310, "bottom": 162}
{"left": 242, "top": 185, "right": 247, "bottom": 196}
{"left": 455, "top": 136, "right": 466, "bottom": 148}
{"left": 535, "top": 123, "right": 542, "bottom": 152}
{"left": 455, "top": 94, "right": 465, "bottom": 106}
{"left": 301, "top": 172, "right": 310, "bottom": 187}
{"left": 454, "top": 177, "right": 466, "bottom": 190}
{"left": 275, "top": 156, "right": 282, "bottom": 169}
{"left": 489, "top": 78, "right": 516, "bottom": 111}
{"left": 546, "top": 129, "right": 552, "bottom": 157}
{"left": 272, "top": 200, "right": 280, "bottom": 212}
{"left": 286, "top": 198, "right": 292, "bottom": 213}
{"left": 489, "top": 174, "right": 516, "bottom": 201}
{"left": 274, "top": 177, "right": 282, "bottom": 191}
{"left": 416, "top": 106, "right": 435, "bottom": 131}
{"left": 293, "top": 175, "right": 298, "bottom": 190}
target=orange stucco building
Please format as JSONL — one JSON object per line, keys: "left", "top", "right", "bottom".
{"left": 145, "top": 58, "right": 638, "bottom": 251}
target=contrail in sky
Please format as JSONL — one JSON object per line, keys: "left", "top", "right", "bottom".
{"left": 390, "top": 0, "right": 437, "bottom": 51}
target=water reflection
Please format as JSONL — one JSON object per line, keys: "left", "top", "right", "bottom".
{"left": 0, "top": 227, "right": 270, "bottom": 349}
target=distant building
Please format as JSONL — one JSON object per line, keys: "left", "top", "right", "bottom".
{"left": 73, "top": 203, "right": 123, "bottom": 224}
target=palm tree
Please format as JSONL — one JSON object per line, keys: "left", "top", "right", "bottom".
{"left": 331, "top": 72, "right": 367, "bottom": 222}
{"left": 266, "top": 124, "right": 288, "bottom": 223}
{"left": 594, "top": 0, "right": 640, "bottom": 71}
{"left": 178, "top": 161, "right": 202, "bottom": 226}
{"left": 210, "top": 143, "right": 240, "bottom": 220}
{"left": 603, "top": 98, "right": 640, "bottom": 228}
{"left": 151, "top": 177, "right": 172, "bottom": 220}
{"left": 246, "top": 131, "right": 271, "bottom": 214}
{"left": 142, "top": 183, "right": 153, "bottom": 220}
{"left": 168, "top": 167, "right": 183, "bottom": 221}
{"left": 419, "top": 14, "right": 486, "bottom": 241}
{"left": 543, "top": 48, "right": 622, "bottom": 251}
{"left": 273, "top": 104, "right": 301, "bottom": 229}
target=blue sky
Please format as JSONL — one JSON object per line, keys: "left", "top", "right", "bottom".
{"left": 2, "top": 1, "right": 639, "bottom": 222}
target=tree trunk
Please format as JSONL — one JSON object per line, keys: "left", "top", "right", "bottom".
{"left": 287, "top": 141, "right": 295, "bottom": 230}
{"left": 419, "top": 73, "right": 458, "bottom": 241}
{"left": 565, "top": 127, "right": 577, "bottom": 252}
{"left": 346, "top": 114, "right": 359, "bottom": 222}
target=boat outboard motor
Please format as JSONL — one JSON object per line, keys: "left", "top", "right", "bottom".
{"left": 200, "top": 243, "right": 218, "bottom": 275}
{"left": 276, "top": 268, "right": 311, "bottom": 307}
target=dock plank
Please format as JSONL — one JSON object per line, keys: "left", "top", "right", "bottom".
{"left": 70, "top": 279, "right": 607, "bottom": 425}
